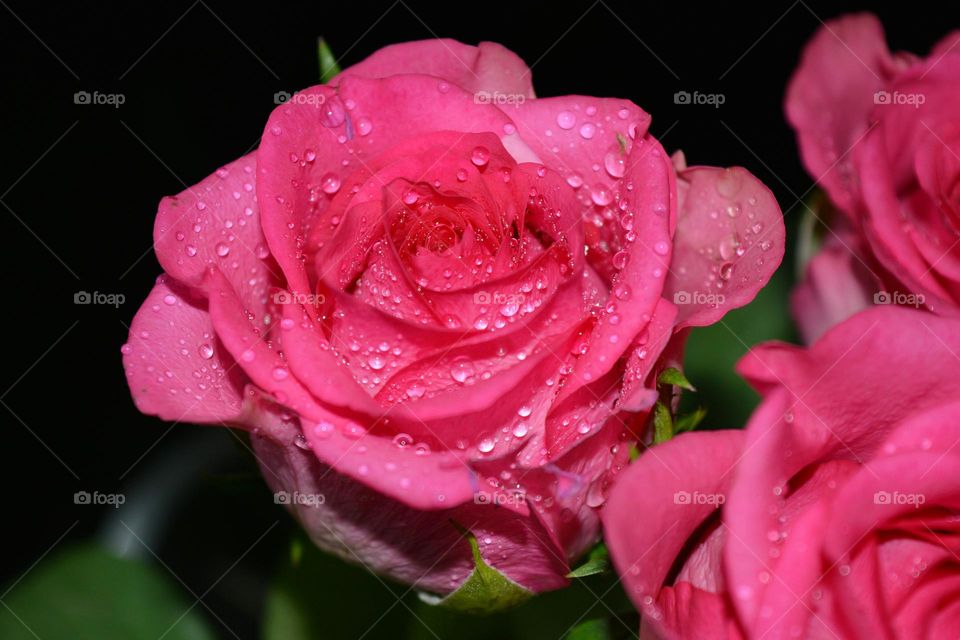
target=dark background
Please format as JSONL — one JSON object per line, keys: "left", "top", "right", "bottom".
{"left": 2, "top": 1, "right": 957, "bottom": 638}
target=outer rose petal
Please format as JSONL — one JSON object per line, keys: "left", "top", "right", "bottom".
{"left": 507, "top": 95, "right": 651, "bottom": 189}
{"left": 153, "top": 152, "right": 277, "bottom": 321}
{"left": 665, "top": 166, "right": 784, "bottom": 328}
{"left": 204, "top": 269, "right": 477, "bottom": 510}
{"left": 791, "top": 234, "right": 876, "bottom": 343}
{"left": 250, "top": 402, "right": 568, "bottom": 595}
{"left": 603, "top": 430, "right": 745, "bottom": 638}
{"left": 122, "top": 276, "right": 246, "bottom": 423}
{"left": 336, "top": 39, "right": 534, "bottom": 99}
{"left": 785, "top": 13, "right": 901, "bottom": 215}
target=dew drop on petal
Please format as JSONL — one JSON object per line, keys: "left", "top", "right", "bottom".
{"left": 556, "top": 111, "right": 576, "bottom": 130}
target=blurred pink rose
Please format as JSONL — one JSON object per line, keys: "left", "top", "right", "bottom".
{"left": 122, "top": 39, "right": 782, "bottom": 596}
{"left": 604, "top": 306, "right": 960, "bottom": 638}
{"left": 787, "top": 13, "right": 960, "bottom": 339}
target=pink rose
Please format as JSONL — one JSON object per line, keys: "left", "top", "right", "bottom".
{"left": 787, "top": 13, "right": 960, "bottom": 338}
{"left": 122, "top": 40, "right": 782, "bottom": 597}
{"left": 604, "top": 306, "right": 960, "bottom": 638}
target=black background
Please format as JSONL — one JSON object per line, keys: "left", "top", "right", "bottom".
{"left": 2, "top": 1, "right": 957, "bottom": 637}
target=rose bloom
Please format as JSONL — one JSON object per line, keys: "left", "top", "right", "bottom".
{"left": 122, "top": 40, "right": 782, "bottom": 596}
{"left": 604, "top": 306, "right": 960, "bottom": 638}
{"left": 787, "top": 13, "right": 960, "bottom": 341}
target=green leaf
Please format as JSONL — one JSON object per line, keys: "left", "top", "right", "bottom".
{"left": 567, "top": 618, "right": 612, "bottom": 640}
{"left": 675, "top": 406, "right": 707, "bottom": 433}
{"left": 434, "top": 524, "right": 533, "bottom": 614}
{"left": 317, "top": 37, "right": 341, "bottom": 83}
{"left": 566, "top": 544, "right": 609, "bottom": 578}
{"left": 0, "top": 544, "right": 216, "bottom": 640}
{"left": 657, "top": 367, "right": 696, "bottom": 392}
{"left": 652, "top": 401, "right": 674, "bottom": 444}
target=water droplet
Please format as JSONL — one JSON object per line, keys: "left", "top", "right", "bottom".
{"left": 613, "top": 250, "right": 631, "bottom": 269}
{"left": 716, "top": 169, "right": 742, "bottom": 198}
{"left": 272, "top": 367, "right": 289, "bottom": 381}
{"left": 591, "top": 186, "right": 612, "bottom": 206}
{"left": 319, "top": 96, "right": 346, "bottom": 128}
{"left": 478, "top": 437, "right": 495, "bottom": 453}
{"left": 604, "top": 149, "right": 626, "bottom": 178}
{"left": 579, "top": 123, "right": 596, "bottom": 139}
{"left": 414, "top": 442, "right": 431, "bottom": 456}
{"left": 450, "top": 358, "right": 475, "bottom": 383}
{"left": 356, "top": 117, "right": 373, "bottom": 136}
{"left": 215, "top": 242, "right": 230, "bottom": 257}
{"left": 556, "top": 111, "right": 576, "bottom": 130}
{"left": 393, "top": 433, "right": 413, "bottom": 448}
{"left": 406, "top": 384, "right": 425, "bottom": 399}
{"left": 471, "top": 146, "right": 490, "bottom": 167}
{"left": 321, "top": 173, "right": 341, "bottom": 194}
{"left": 198, "top": 343, "right": 214, "bottom": 359}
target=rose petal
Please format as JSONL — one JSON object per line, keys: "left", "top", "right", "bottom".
{"left": 785, "top": 13, "right": 899, "bottom": 214}
{"left": 665, "top": 166, "right": 784, "bottom": 328}
{"left": 153, "top": 152, "right": 277, "bottom": 320}
{"left": 791, "top": 233, "right": 876, "bottom": 343}
{"left": 727, "top": 306, "right": 960, "bottom": 625}
{"left": 604, "top": 430, "right": 745, "bottom": 637}
{"left": 250, "top": 402, "right": 567, "bottom": 594}
{"left": 205, "top": 268, "right": 476, "bottom": 510}
{"left": 337, "top": 39, "right": 534, "bottom": 99}
{"left": 122, "top": 276, "right": 246, "bottom": 423}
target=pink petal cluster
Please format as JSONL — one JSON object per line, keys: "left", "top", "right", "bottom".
{"left": 787, "top": 13, "right": 960, "bottom": 341}
{"left": 122, "top": 40, "right": 782, "bottom": 594}
{"left": 604, "top": 306, "right": 960, "bottom": 638}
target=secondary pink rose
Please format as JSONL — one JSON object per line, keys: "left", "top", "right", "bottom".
{"left": 122, "top": 39, "right": 782, "bottom": 596}
{"left": 604, "top": 306, "right": 960, "bottom": 638}
{"left": 787, "top": 13, "right": 960, "bottom": 340}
